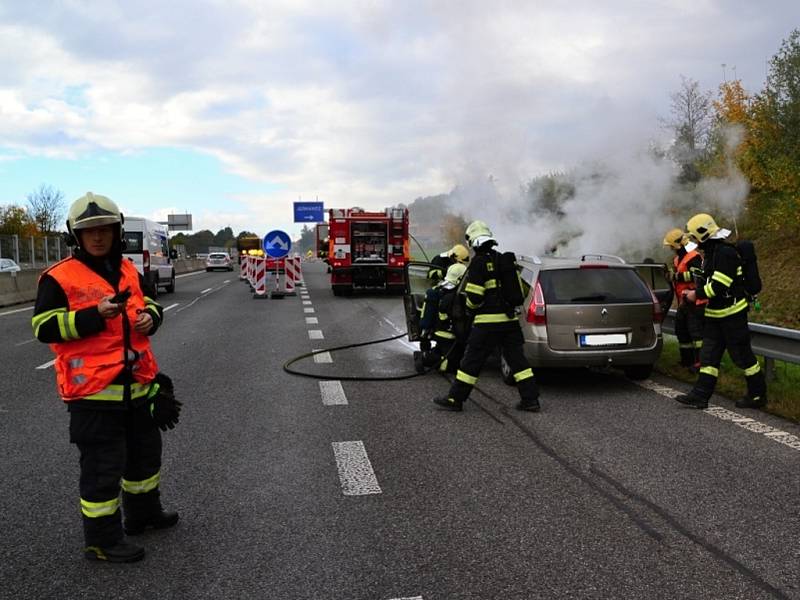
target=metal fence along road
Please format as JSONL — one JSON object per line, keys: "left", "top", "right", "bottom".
{"left": 0, "top": 233, "right": 70, "bottom": 268}
{"left": 663, "top": 309, "right": 800, "bottom": 379}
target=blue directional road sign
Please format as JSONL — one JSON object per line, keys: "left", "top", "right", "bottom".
{"left": 293, "top": 201, "right": 325, "bottom": 223}
{"left": 263, "top": 230, "right": 291, "bottom": 259}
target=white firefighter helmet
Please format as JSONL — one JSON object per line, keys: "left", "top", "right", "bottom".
{"left": 441, "top": 262, "right": 467, "bottom": 288}
{"left": 67, "top": 192, "right": 123, "bottom": 233}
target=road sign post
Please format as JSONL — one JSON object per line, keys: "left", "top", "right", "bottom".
{"left": 263, "top": 230, "right": 291, "bottom": 299}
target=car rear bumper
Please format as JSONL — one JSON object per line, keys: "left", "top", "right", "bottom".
{"left": 522, "top": 337, "right": 663, "bottom": 368}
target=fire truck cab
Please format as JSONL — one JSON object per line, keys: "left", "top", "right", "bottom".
{"left": 328, "top": 206, "right": 409, "bottom": 295}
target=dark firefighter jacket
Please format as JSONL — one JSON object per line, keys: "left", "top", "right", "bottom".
{"left": 694, "top": 240, "right": 748, "bottom": 319}
{"left": 463, "top": 248, "right": 517, "bottom": 326}
{"left": 420, "top": 285, "right": 459, "bottom": 341}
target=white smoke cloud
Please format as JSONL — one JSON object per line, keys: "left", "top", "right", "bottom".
{"left": 445, "top": 124, "right": 750, "bottom": 263}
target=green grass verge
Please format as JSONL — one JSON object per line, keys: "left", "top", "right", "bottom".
{"left": 656, "top": 335, "right": 800, "bottom": 423}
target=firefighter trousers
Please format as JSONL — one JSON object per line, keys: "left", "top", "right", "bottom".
{"left": 69, "top": 401, "right": 164, "bottom": 546}
{"left": 448, "top": 323, "right": 538, "bottom": 404}
{"left": 423, "top": 337, "right": 466, "bottom": 374}
{"left": 675, "top": 302, "right": 704, "bottom": 366}
{"left": 691, "top": 310, "right": 766, "bottom": 401}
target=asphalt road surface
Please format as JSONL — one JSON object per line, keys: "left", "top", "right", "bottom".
{"left": 1, "top": 262, "right": 798, "bottom": 599}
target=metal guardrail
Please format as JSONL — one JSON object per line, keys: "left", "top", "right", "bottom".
{"left": 663, "top": 309, "right": 800, "bottom": 379}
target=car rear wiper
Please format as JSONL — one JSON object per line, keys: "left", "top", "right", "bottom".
{"left": 570, "top": 294, "right": 607, "bottom": 302}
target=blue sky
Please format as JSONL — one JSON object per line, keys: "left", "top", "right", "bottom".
{"left": 0, "top": 0, "right": 798, "bottom": 245}
{"left": 0, "top": 147, "right": 286, "bottom": 234}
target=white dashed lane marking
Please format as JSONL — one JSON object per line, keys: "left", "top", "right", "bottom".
{"left": 200, "top": 288, "right": 213, "bottom": 294}
{"left": 36, "top": 359, "right": 56, "bottom": 370}
{"left": 303, "top": 300, "right": 312, "bottom": 305}
{"left": 163, "top": 303, "right": 179, "bottom": 311}
{"left": 312, "top": 349, "right": 332, "bottom": 364}
{"left": 320, "top": 381, "right": 347, "bottom": 405}
{"left": 305, "top": 317, "right": 319, "bottom": 324}
{"left": 304, "top": 308, "right": 315, "bottom": 313}
{"left": 308, "top": 330, "right": 324, "bottom": 340}
{"left": 635, "top": 379, "right": 800, "bottom": 452}
{"left": 331, "top": 441, "right": 382, "bottom": 496}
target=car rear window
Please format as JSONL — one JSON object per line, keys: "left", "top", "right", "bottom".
{"left": 123, "top": 232, "right": 143, "bottom": 253}
{"left": 209, "top": 253, "right": 228, "bottom": 259}
{"left": 538, "top": 268, "right": 652, "bottom": 304}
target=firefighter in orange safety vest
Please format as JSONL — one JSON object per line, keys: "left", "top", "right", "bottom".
{"left": 663, "top": 228, "right": 706, "bottom": 373}
{"left": 32, "top": 192, "right": 180, "bottom": 563}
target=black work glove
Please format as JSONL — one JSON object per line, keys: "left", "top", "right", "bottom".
{"left": 149, "top": 372, "right": 182, "bottom": 431}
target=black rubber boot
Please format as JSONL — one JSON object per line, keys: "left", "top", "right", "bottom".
{"left": 413, "top": 351, "right": 425, "bottom": 374}
{"left": 433, "top": 396, "right": 463, "bottom": 412}
{"left": 124, "top": 510, "right": 179, "bottom": 536}
{"left": 84, "top": 540, "right": 145, "bottom": 563}
{"left": 674, "top": 393, "right": 708, "bottom": 409}
{"left": 735, "top": 395, "right": 767, "bottom": 409}
{"left": 516, "top": 397, "right": 541, "bottom": 412}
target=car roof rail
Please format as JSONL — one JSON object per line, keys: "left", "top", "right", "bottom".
{"left": 517, "top": 254, "right": 542, "bottom": 265}
{"left": 580, "top": 253, "right": 626, "bottom": 264}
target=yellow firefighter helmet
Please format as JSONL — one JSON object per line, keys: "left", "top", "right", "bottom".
{"left": 662, "top": 228, "right": 685, "bottom": 250}
{"left": 449, "top": 244, "right": 470, "bottom": 263}
{"left": 685, "top": 213, "right": 720, "bottom": 244}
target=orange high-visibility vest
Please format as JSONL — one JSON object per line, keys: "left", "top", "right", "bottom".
{"left": 44, "top": 257, "right": 159, "bottom": 401}
{"left": 674, "top": 250, "right": 708, "bottom": 306}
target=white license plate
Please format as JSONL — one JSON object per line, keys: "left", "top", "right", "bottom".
{"left": 580, "top": 333, "right": 627, "bottom": 347}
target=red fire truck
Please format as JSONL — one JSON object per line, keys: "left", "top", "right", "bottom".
{"left": 328, "top": 206, "right": 409, "bottom": 295}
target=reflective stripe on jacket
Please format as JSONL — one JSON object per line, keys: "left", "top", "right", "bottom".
{"left": 44, "top": 257, "right": 159, "bottom": 401}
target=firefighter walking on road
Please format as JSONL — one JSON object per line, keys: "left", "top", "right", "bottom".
{"left": 32, "top": 192, "right": 181, "bottom": 563}
{"left": 433, "top": 221, "right": 540, "bottom": 412}
{"left": 663, "top": 228, "right": 706, "bottom": 373}
{"left": 674, "top": 213, "right": 767, "bottom": 410}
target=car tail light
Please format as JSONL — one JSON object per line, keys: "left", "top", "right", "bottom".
{"left": 526, "top": 280, "right": 546, "bottom": 325}
{"left": 143, "top": 250, "right": 150, "bottom": 273}
{"left": 579, "top": 263, "right": 608, "bottom": 269}
{"left": 650, "top": 289, "right": 664, "bottom": 323}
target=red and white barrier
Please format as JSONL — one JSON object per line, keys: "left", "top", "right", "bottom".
{"left": 292, "top": 256, "right": 304, "bottom": 287}
{"left": 284, "top": 256, "right": 298, "bottom": 295}
{"left": 253, "top": 257, "right": 267, "bottom": 298}
{"left": 239, "top": 255, "right": 248, "bottom": 280}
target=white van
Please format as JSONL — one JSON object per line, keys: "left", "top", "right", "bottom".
{"left": 122, "top": 217, "right": 176, "bottom": 297}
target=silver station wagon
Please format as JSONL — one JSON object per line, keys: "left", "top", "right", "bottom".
{"left": 501, "top": 254, "right": 672, "bottom": 381}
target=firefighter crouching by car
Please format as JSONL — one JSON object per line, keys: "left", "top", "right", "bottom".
{"left": 32, "top": 192, "right": 181, "bottom": 563}
{"left": 663, "top": 228, "right": 706, "bottom": 373}
{"left": 414, "top": 263, "right": 468, "bottom": 374}
{"left": 674, "top": 213, "right": 766, "bottom": 410}
{"left": 433, "top": 220, "right": 540, "bottom": 412}
{"left": 427, "top": 243, "right": 470, "bottom": 284}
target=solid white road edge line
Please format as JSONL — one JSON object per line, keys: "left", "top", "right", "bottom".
{"left": 320, "top": 380, "right": 347, "bottom": 405}
{"left": 635, "top": 379, "right": 800, "bottom": 452}
{"left": 380, "top": 316, "right": 419, "bottom": 352}
{"left": 331, "top": 441, "right": 382, "bottom": 496}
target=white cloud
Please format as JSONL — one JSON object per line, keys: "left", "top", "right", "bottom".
{"left": 0, "top": 0, "right": 798, "bottom": 237}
